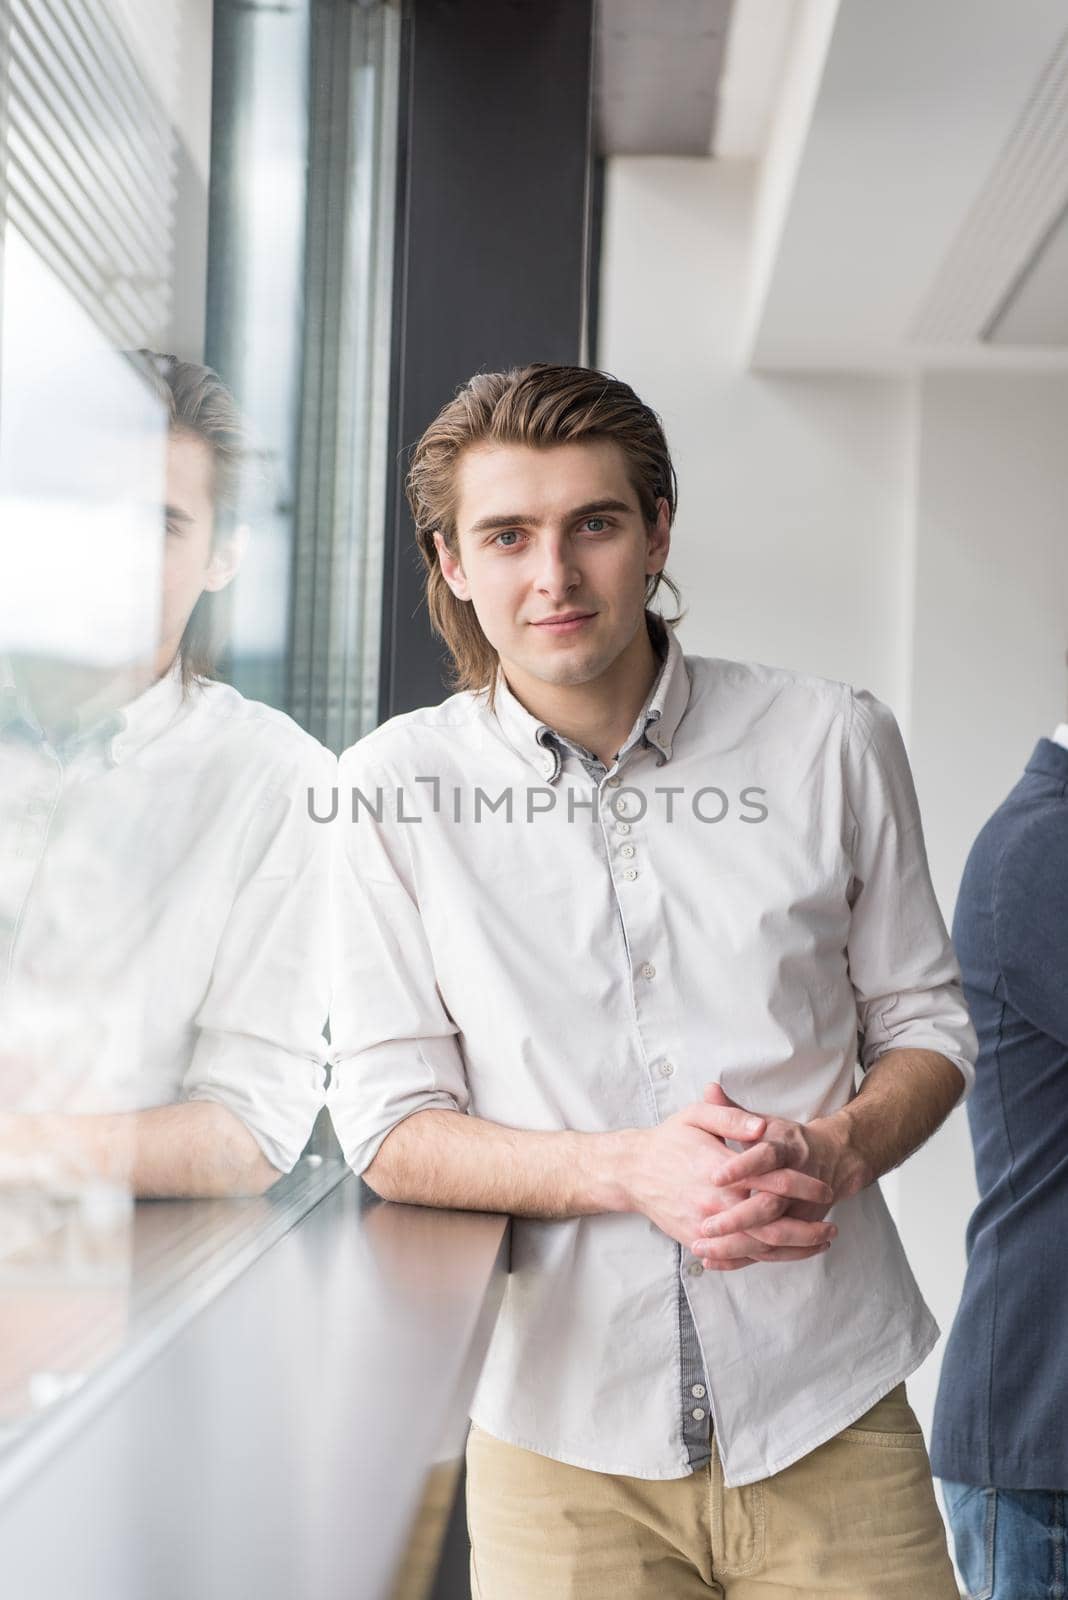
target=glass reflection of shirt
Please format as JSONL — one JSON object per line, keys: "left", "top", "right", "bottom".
{"left": 329, "top": 617, "right": 977, "bottom": 1488}
{"left": 0, "top": 658, "right": 333, "bottom": 1172}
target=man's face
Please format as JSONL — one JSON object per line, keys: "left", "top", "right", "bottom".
{"left": 157, "top": 430, "right": 239, "bottom": 668}
{"left": 437, "top": 439, "right": 670, "bottom": 693}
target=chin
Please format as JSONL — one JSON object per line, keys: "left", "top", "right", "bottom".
{"left": 525, "top": 651, "right": 609, "bottom": 688}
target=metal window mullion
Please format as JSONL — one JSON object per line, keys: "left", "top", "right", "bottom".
{"left": 289, "top": 1, "right": 395, "bottom": 751}
{"left": 289, "top": 0, "right": 354, "bottom": 744}
{"left": 338, "top": 31, "right": 389, "bottom": 749}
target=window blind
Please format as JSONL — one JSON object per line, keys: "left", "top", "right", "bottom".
{"left": 4, "top": 0, "right": 178, "bottom": 345}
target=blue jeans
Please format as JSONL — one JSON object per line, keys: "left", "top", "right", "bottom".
{"left": 941, "top": 1480, "right": 1068, "bottom": 1600}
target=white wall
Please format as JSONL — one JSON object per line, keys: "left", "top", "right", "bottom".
{"left": 599, "top": 152, "right": 1068, "bottom": 1439}
{"left": 899, "top": 371, "right": 1068, "bottom": 1427}
{"left": 600, "top": 158, "right": 911, "bottom": 705}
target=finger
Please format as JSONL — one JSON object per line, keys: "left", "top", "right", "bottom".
{"left": 772, "top": 1198, "right": 831, "bottom": 1223}
{"left": 711, "top": 1165, "right": 833, "bottom": 1206}
{"left": 698, "top": 1192, "right": 786, "bottom": 1237}
{"left": 684, "top": 1102, "right": 765, "bottom": 1144}
{"left": 688, "top": 1227, "right": 775, "bottom": 1265}
{"left": 698, "top": 1255, "right": 761, "bottom": 1273}
{"left": 749, "top": 1243, "right": 832, "bottom": 1263}
{"left": 693, "top": 1237, "right": 832, "bottom": 1265}
{"left": 703, "top": 1081, "right": 743, "bottom": 1109}
{"left": 739, "top": 1216, "right": 837, "bottom": 1249}
{"left": 742, "top": 1168, "right": 833, "bottom": 1205}
{"left": 712, "top": 1142, "right": 790, "bottom": 1185}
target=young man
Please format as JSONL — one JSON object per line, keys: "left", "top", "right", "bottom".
{"left": 329, "top": 365, "right": 976, "bottom": 1596}
{"left": 931, "top": 721, "right": 1068, "bottom": 1598}
{"left": 0, "top": 353, "right": 331, "bottom": 1197}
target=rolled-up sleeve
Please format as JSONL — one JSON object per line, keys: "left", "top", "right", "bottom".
{"left": 327, "top": 744, "right": 470, "bottom": 1176}
{"left": 843, "top": 689, "right": 977, "bottom": 1098}
{"left": 181, "top": 738, "right": 334, "bottom": 1173}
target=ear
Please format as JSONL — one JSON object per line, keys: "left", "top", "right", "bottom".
{"left": 203, "top": 523, "right": 250, "bottom": 593}
{"left": 645, "top": 497, "right": 671, "bottom": 577}
{"left": 433, "top": 529, "right": 471, "bottom": 602}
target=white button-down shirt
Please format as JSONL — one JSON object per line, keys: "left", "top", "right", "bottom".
{"left": 329, "top": 621, "right": 977, "bottom": 1486}
{"left": 0, "top": 662, "right": 333, "bottom": 1172}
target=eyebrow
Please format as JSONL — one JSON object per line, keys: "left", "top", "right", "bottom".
{"left": 467, "top": 498, "right": 634, "bottom": 535}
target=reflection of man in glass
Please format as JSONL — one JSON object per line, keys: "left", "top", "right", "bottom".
{"left": 0, "top": 353, "right": 331, "bottom": 1197}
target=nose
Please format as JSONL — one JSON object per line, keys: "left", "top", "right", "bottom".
{"left": 533, "top": 534, "right": 581, "bottom": 603}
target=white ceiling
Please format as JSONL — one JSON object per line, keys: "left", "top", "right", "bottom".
{"left": 989, "top": 207, "right": 1068, "bottom": 346}
{"left": 714, "top": 0, "right": 797, "bottom": 159}
{"left": 741, "top": 0, "right": 1068, "bottom": 371}
{"left": 593, "top": 0, "right": 733, "bottom": 156}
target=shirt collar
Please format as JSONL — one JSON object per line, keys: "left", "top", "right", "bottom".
{"left": 108, "top": 660, "right": 189, "bottom": 763}
{"left": 490, "top": 614, "right": 690, "bottom": 785}
{"left": 1028, "top": 734, "right": 1068, "bottom": 784}
{"left": 1052, "top": 722, "right": 1068, "bottom": 753}
{"left": 0, "top": 655, "right": 188, "bottom": 764}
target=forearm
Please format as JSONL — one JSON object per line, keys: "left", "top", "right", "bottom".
{"left": 816, "top": 1047, "right": 966, "bottom": 1190}
{"left": 1, "top": 1102, "right": 282, "bottom": 1198}
{"left": 363, "top": 1108, "right": 634, "bottom": 1218}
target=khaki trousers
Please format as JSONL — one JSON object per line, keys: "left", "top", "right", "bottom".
{"left": 465, "top": 1382, "right": 959, "bottom": 1599}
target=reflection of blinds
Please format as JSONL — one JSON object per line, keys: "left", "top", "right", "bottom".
{"left": 5, "top": 0, "right": 178, "bottom": 345}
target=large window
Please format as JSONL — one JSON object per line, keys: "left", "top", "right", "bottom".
{"left": 0, "top": 0, "right": 398, "bottom": 1460}
{"left": 207, "top": 0, "right": 398, "bottom": 748}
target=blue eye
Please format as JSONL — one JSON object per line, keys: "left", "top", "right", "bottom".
{"left": 495, "top": 530, "right": 521, "bottom": 547}
{"left": 584, "top": 518, "right": 607, "bottom": 532}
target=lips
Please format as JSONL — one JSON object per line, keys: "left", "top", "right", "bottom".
{"left": 531, "top": 611, "right": 597, "bottom": 632}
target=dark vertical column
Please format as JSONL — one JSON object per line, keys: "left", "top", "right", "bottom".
{"left": 380, "top": 0, "right": 596, "bottom": 719}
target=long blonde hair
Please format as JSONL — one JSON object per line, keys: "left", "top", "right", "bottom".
{"left": 406, "top": 364, "right": 682, "bottom": 694}
{"left": 129, "top": 350, "right": 248, "bottom": 689}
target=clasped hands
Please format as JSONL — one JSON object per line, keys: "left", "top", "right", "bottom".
{"left": 644, "top": 1081, "right": 871, "bottom": 1273}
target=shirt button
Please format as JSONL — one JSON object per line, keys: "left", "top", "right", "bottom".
{"left": 691, "top": 1407, "right": 706, "bottom": 1422}
{"left": 620, "top": 843, "right": 635, "bottom": 858}
{"left": 640, "top": 963, "right": 656, "bottom": 980}
{"left": 606, "top": 775, "right": 621, "bottom": 788}
{"left": 657, "top": 1061, "right": 674, "bottom": 1079}
{"left": 616, "top": 821, "right": 631, "bottom": 835}
{"left": 686, "top": 1261, "right": 704, "bottom": 1277}
{"left": 691, "top": 1383, "right": 706, "bottom": 1399}
{"left": 623, "top": 868, "right": 638, "bottom": 881}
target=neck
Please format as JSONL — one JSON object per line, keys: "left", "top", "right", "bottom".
{"left": 502, "top": 617, "right": 660, "bottom": 767}
{"left": 14, "top": 655, "right": 166, "bottom": 741}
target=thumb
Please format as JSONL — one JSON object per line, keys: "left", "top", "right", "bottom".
{"left": 705, "top": 1081, "right": 743, "bottom": 1110}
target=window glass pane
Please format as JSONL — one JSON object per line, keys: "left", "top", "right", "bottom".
{"left": 0, "top": 0, "right": 397, "bottom": 1455}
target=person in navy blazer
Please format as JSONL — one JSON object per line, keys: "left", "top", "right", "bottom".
{"left": 932, "top": 723, "right": 1068, "bottom": 1599}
